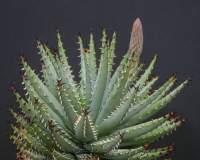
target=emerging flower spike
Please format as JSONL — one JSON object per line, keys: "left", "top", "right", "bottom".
{"left": 10, "top": 18, "right": 188, "bottom": 160}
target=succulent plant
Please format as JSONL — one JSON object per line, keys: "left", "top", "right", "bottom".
{"left": 10, "top": 18, "right": 187, "bottom": 160}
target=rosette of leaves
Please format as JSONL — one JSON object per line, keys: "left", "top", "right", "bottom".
{"left": 10, "top": 18, "right": 188, "bottom": 160}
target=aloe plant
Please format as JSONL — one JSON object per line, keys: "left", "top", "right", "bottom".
{"left": 10, "top": 18, "right": 187, "bottom": 160}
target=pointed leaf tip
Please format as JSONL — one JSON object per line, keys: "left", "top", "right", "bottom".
{"left": 19, "top": 54, "right": 26, "bottom": 62}
{"left": 167, "top": 144, "right": 174, "bottom": 153}
{"left": 36, "top": 40, "right": 41, "bottom": 46}
{"left": 9, "top": 85, "right": 16, "bottom": 93}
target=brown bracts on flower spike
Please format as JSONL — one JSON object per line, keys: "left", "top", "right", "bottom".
{"left": 126, "top": 18, "right": 144, "bottom": 79}
{"left": 128, "top": 18, "right": 143, "bottom": 61}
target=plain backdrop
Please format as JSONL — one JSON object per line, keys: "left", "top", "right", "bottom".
{"left": 1, "top": 0, "right": 200, "bottom": 159}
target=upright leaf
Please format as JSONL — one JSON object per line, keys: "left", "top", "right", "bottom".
{"left": 89, "top": 30, "right": 109, "bottom": 122}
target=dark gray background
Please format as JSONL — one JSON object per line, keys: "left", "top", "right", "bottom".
{"left": 1, "top": 0, "right": 200, "bottom": 159}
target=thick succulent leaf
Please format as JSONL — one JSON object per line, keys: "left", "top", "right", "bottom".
{"left": 43, "top": 44, "right": 59, "bottom": 69}
{"left": 57, "top": 32, "right": 76, "bottom": 86}
{"left": 74, "top": 110, "right": 97, "bottom": 142}
{"left": 11, "top": 125, "right": 30, "bottom": 150}
{"left": 85, "top": 134, "right": 122, "bottom": 153}
{"left": 17, "top": 149, "right": 46, "bottom": 160}
{"left": 76, "top": 154, "right": 99, "bottom": 160}
{"left": 23, "top": 79, "right": 74, "bottom": 136}
{"left": 104, "top": 147, "right": 144, "bottom": 160}
{"left": 13, "top": 91, "right": 53, "bottom": 133}
{"left": 136, "top": 76, "right": 159, "bottom": 100}
{"left": 78, "top": 36, "right": 93, "bottom": 100}
{"left": 57, "top": 32, "right": 80, "bottom": 111}
{"left": 89, "top": 30, "right": 109, "bottom": 122}
{"left": 57, "top": 32, "right": 68, "bottom": 64}
{"left": 22, "top": 78, "right": 69, "bottom": 130}
{"left": 51, "top": 122, "right": 81, "bottom": 153}
{"left": 120, "top": 76, "right": 176, "bottom": 127}
{"left": 38, "top": 41, "right": 59, "bottom": 98}
{"left": 100, "top": 53, "right": 129, "bottom": 114}
{"left": 11, "top": 125, "right": 49, "bottom": 155}
{"left": 52, "top": 150, "right": 75, "bottom": 160}
{"left": 11, "top": 111, "right": 54, "bottom": 148}
{"left": 87, "top": 33, "right": 97, "bottom": 89}
{"left": 102, "top": 54, "right": 141, "bottom": 112}
{"left": 107, "top": 32, "right": 117, "bottom": 81}
{"left": 56, "top": 81, "right": 78, "bottom": 130}
{"left": 125, "top": 80, "right": 188, "bottom": 126}
{"left": 116, "top": 115, "right": 170, "bottom": 142}
{"left": 97, "top": 86, "right": 137, "bottom": 135}
{"left": 56, "top": 59, "right": 81, "bottom": 112}
{"left": 13, "top": 91, "right": 36, "bottom": 119}
{"left": 21, "top": 58, "right": 69, "bottom": 129}
{"left": 125, "top": 64, "right": 143, "bottom": 92}
{"left": 13, "top": 88, "right": 73, "bottom": 141}
{"left": 135, "top": 55, "right": 157, "bottom": 90}
{"left": 128, "top": 147, "right": 168, "bottom": 160}
{"left": 100, "top": 115, "right": 170, "bottom": 148}
{"left": 100, "top": 35, "right": 138, "bottom": 119}
{"left": 121, "top": 119, "right": 182, "bottom": 147}
{"left": 96, "top": 52, "right": 135, "bottom": 124}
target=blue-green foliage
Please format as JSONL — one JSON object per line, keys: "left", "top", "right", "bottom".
{"left": 11, "top": 18, "right": 187, "bottom": 160}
